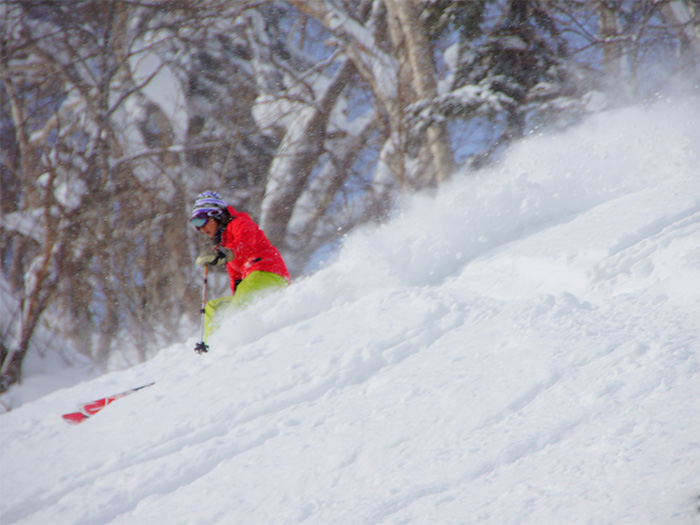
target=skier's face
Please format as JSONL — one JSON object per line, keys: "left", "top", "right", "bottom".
{"left": 199, "top": 218, "right": 218, "bottom": 238}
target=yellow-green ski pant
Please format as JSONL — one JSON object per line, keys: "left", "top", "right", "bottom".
{"left": 204, "top": 271, "right": 288, "bottom": 340}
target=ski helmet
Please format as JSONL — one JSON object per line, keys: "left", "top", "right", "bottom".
{"left": 190, "top": 190, "right": 228, "bottom": 221}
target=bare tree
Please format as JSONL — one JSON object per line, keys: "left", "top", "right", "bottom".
{"left": 1, "top": 0, "right": 203, "bottom": 385}
{"left": 659, "top": 0, "right": 700, "bottom": 82}
{"left": 289, "top": 0, "right": 456, "bottom": 190}
{"left": 259, "top": 58, "right": 359, "bottom": 246}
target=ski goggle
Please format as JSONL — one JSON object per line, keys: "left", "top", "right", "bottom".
{"left": 190, "top": 215, "right": 209, "bottom": 229}
{"left": 190, "top": 208, "right": 223, "bottom": 229}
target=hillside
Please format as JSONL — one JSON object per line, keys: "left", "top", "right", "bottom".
{"left": 2, "top": 99, "right": 699, "bottom": 524}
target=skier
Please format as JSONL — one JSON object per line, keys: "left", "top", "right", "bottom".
{"left": 190, "top": 191, "right": 290, "bottom": 343}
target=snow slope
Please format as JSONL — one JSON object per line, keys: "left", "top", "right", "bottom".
{"left": 2, "top": 100, "right": 700, "bottom": 524}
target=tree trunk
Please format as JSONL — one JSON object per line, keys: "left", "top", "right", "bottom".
{"left": 660, "top": 1, "right": 700, "bottom": 81}
{"left": 599, "top": 2, "right": 630, "bottom": 103}
{"left": 260, "top": 59, "right": 357, "bottom": 249}
{"left": 384, "top": 0, "right": 454, "bottom": 186}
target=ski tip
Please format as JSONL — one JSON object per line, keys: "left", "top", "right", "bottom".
{"left": 62, "top": 412, "right": 89, "bottom": 425}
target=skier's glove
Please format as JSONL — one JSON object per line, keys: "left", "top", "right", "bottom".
{"left": 196, "top": 248, "right": 233, "bottom": 266}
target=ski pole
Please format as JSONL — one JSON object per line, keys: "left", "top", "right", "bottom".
{"left": 194, "top": 264, "right": 209, "bottom": 354}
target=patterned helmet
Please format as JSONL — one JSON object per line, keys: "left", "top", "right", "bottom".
{"left": 190, "top": 190, "right": 228, "bottom": 220}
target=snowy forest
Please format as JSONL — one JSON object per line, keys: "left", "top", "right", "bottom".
{"left": 1, "top": 0, "right": 699, "bottom": 391}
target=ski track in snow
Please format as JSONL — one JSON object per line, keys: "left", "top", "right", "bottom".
{"left": 2, "top": 100, "right": 700, "bottom": 524}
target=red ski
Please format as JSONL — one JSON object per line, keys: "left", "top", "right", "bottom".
{"left": 61, "top": 382, "right": 154, "bottom": 425}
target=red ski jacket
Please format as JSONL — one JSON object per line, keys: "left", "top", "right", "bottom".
{"left": 218, "top": 206, "right": 290, "bottom": 294}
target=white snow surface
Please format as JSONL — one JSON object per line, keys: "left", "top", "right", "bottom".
{"left": 2, "top": 100, "right": 700, "bottom": 524}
